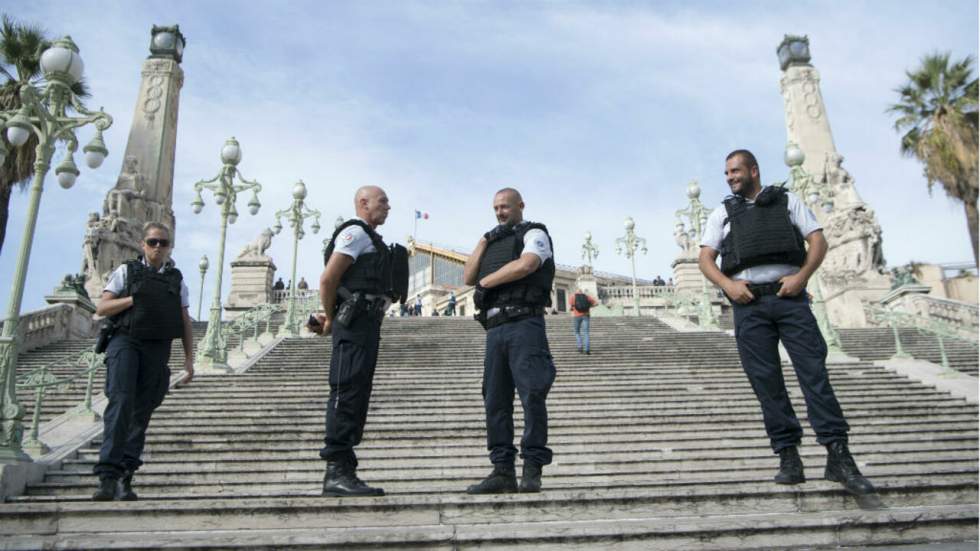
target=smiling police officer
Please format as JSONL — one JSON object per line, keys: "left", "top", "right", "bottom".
{"left": 311, "top": 185, "right": 407, "bottom": 497}
{"left": 699, "top": 149, "right": 874, "bottom": 498}
{"left": 92, "top": 222, "right": 194, "bottom": 501}
{"left": 463, "top": 187, "right": 556, "bottom": 494}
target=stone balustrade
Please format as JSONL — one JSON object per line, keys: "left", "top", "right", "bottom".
{"left": 1, "top": 304, "right": 97, "bottom": 355}
{"left": 270, "top": 289, "right": 318, "bottom": 304}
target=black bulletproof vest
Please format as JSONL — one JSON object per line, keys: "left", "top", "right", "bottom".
{"left": 114, "top": 259, "right": 184, "bottom": 340}
{"left": 324, "top": 220, "right": 408, "bottom": 302}
{"left": 719, "top": 186, "right": 806, "bottom": 276}
{"left": 476, "top": 221, "right": 555, "bottom": 308}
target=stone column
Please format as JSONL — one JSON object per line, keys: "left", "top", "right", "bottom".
{"left": 82, "top": 26, "right": 186, "bottom": 301}
{"left": 778, "top": 35, "right": 892, "bottom": 327}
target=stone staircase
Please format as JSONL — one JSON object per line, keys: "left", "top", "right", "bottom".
{"left": 1, "top": 316, "right": 977, "bottom": 549}
{"left": 14, "top": 321, "right": 237, "bottom": 425}
{"left": 839, "top": 327, "right": 979, "bottom": 377}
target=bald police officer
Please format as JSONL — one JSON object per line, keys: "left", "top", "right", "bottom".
{"left": 699, "top": 149, "right": 874, "bottom": 497}
{"left": 463, "top": 188, "right": 557, "bottom": 494}
{"left": 312, "top": 185, "right": 407, "bottom": 497}
{"left": 93, "top": 222, "right": 194, "bottom": 501}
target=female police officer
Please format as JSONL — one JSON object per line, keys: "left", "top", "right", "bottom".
{"left": 92, "top": 222, "right": 194, "bottom": 501}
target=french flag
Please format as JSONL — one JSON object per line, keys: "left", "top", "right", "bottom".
{"left": 415, "top": 210, "right": 429, "bottom": 220}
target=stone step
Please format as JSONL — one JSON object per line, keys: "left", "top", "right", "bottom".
{"left": 3, "top": 504, "right": 976, "bottom": 549}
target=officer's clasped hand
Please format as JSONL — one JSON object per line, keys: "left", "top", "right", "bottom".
{"left": 724, "top": 280, "right": 756, "bottom": 304}
{"left": 308, "top": 313, "right": 331, "bottom": 335}
{"left": 776, "top": 274, "right": 805, "bottom": 297}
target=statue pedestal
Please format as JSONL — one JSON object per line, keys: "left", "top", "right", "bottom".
{"left": 224, "top": 256, "right": 276, "bottom": 320}
{"left": 575, "top": 266, "right": 599, "bottom": 298}
{"left": 671, "top": 256, "right": 705, "bottom": 294}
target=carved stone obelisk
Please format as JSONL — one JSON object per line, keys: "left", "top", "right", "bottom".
{"left": 777, "top": 35, "right": 891, "bottom": 327}
{"left": 82, "top": 25, "right": 186, "bottom": 301}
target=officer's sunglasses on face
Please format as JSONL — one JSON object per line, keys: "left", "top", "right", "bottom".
{"left": 144, "top": 238, "right": 171, "bottom": 248}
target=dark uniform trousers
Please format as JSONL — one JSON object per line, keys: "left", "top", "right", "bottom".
{"left": 94, "top": 334, "right": 171, "bottom": 479}
{"left": 320, "top": 314, "right": 383, "bottom": 467}
{"left": 483, "top": 315, "right": 556, "bottom": 466}
{"left": 732, "top": 292, "right": 849, "bottom": 452}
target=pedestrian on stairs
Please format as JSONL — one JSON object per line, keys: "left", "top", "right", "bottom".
{"left": 310, "top": 185, "right": 408, "bottom": 497}
{"left": 92, "top": 222, "right": 195, "bottom": 501}
{"left": 698, "top": 149, "right": 875, "bottom": 498}
{"left": 570, "top": 289, "right": 597, "bottom": 354}
{"left": 463, "top": 187, "right": 557, "bottom": 494}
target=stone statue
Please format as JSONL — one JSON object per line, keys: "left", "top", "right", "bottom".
{"left": 237, "top": 228, "right": 274, "bottom": 259}
{"left": 890, "top": 263, "right": 922, "bottom": 290}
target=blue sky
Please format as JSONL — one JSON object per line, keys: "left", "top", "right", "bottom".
{"left": 2, "top": 1, "right": 978, "bottom": 315}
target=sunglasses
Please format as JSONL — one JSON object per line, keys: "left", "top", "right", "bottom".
{"left": 144, "top": 238, "right": 171, "bottom": 248}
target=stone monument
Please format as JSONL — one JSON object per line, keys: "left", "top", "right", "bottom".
{"left": 671, "top": 180, "right": 712, "bottom": 295}
{"left": 575, "top": 231, "right": 600, "bottom": 298}
{"left": 81, "top": 25, "right": 186, "bottom": 301}
{"left": 224, "top": 228, "right": 277, "bottom": 319}
{"left": 777, "top": 35, "right": 892, "bottom": 327}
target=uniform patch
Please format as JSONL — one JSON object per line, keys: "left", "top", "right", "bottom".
{"left": 341, "top": 231, "right": 354, "bottom": 243}
{"left": 535, "top": 240, "right": 546, "bottom": 250}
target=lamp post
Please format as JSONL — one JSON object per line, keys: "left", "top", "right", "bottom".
{"left": 674, "top": 181, "right": 719, "bottom": 329}
{"left": 196, "top": 255, "right": 209, "bottom": 320}
{"left": 784, "top": 142, "right": 843, "bottom": 355}
{"left": 615, "top": 217, "right": 647, "bottom": 316}
{"left": 581, "top": 231, "right": 599, "bottom": 268}
{"left": 272, "top": 181, "right": 321, "bottom": 336}
{"left": 190, "top": 137, "right": 262, "bottom": 371}
{"left": 0, "top": 36, "right": 112, "bottom": 461}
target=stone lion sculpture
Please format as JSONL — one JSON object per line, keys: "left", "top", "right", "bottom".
{"left": 237, "top": 228, "right": 274, "bottom": 259}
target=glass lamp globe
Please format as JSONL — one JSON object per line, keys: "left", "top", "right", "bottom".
{"left": 624, "top": 217, "right": 635, "bottom": 231}
{"left": 220, "top": 137, "right": 241, "bottom": 166}
{"left": 39, "top": 36, "right": 84, "bottom": 84}
{"left": 6, "top": 125, "right": 30, "bottom": 147}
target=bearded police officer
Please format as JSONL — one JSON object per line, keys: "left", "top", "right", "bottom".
{"left": 698, "top": 150, "right": 874, "bottom": 497}
{"left": 92, "top": 222, "right": 194, "bottom": 501}
{"left": 311, "top": 185, "right": 408, "bottom": 497}
{"left": 463, "top": 187, "right": 557, "bottom": 494}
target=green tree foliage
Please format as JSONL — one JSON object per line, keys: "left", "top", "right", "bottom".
{"left": 889, "top": 52, "right": 979, "bottom": 265}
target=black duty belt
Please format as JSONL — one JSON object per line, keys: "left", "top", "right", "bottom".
{"left": 746, "top": 282, "right": 783, "bottom": 297}
{"left": 485, "top": 305, "right": 545, "bottom": 329}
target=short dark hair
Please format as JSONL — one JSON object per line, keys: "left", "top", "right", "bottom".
{"left": 726, "top": 149, "right": 758, "bottom": 169}
{"left": 142, "top": 221, "right": 172, "bottom": 240}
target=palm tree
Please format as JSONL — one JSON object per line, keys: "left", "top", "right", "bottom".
{"left": 888, "top": 52, "right": 979, "bottom": 266}
{"left": 0, "top": 14, "right": 87, "bottom": 255}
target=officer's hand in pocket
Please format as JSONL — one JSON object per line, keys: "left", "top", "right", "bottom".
{"left": 777, "top": 274, "right": 805, "bottom": 297}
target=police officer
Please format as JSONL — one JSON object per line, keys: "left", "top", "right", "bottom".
{"left": 311, "top": 185, "right": 407, "bottom": 497}
{"left": 92, "top": 222, "right": 194, "bottom": 501}
{"left": 463, "top": 187, "right": 557, "bottom": 494}
{"left": 698, "top": 149, "right": 874, "bottom": 497}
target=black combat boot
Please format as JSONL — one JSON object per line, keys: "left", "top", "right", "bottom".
{"left": 774, "top": 446, "right": 805, "bottom": 485}
{"left": 466, "top": 463, "right": 518, "bottom": 494}
{"left": 92, "top": 476, "right": 117, "bottom": 501}
{"left": 322, "top": 461, "right": 385, "bottom": 497}
{"left": 824, "top": 440, "right": 875, "bottom": 496}
{"left": 117, "top": 471, "right": 138, "bottom": 501}
{"left": 519, "top": 462, "right": 543, "bottom": 493}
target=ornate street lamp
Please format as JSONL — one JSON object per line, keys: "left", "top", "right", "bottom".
{"left": 191, "top": 137, "right": 262, "bottom": 371}
{"left": 197, "top": 255, "right": 209, "bottom": 320}
{"left": 581, "top": 231, "right": 599, "bottom": 268}
{"left": 272, "top": 180, "right": 321, "bottom": 336}
{"left": 0, "top": 36, "right": 113, "bottom": 461}
{"left": 615, "top": 217, "right": 647, "bottom": 316}
{"left": 674, "top": 180, "right": 719, "bottom": 329}
{"left": 784, "top": 142, "right": 843, "bottom": 354}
